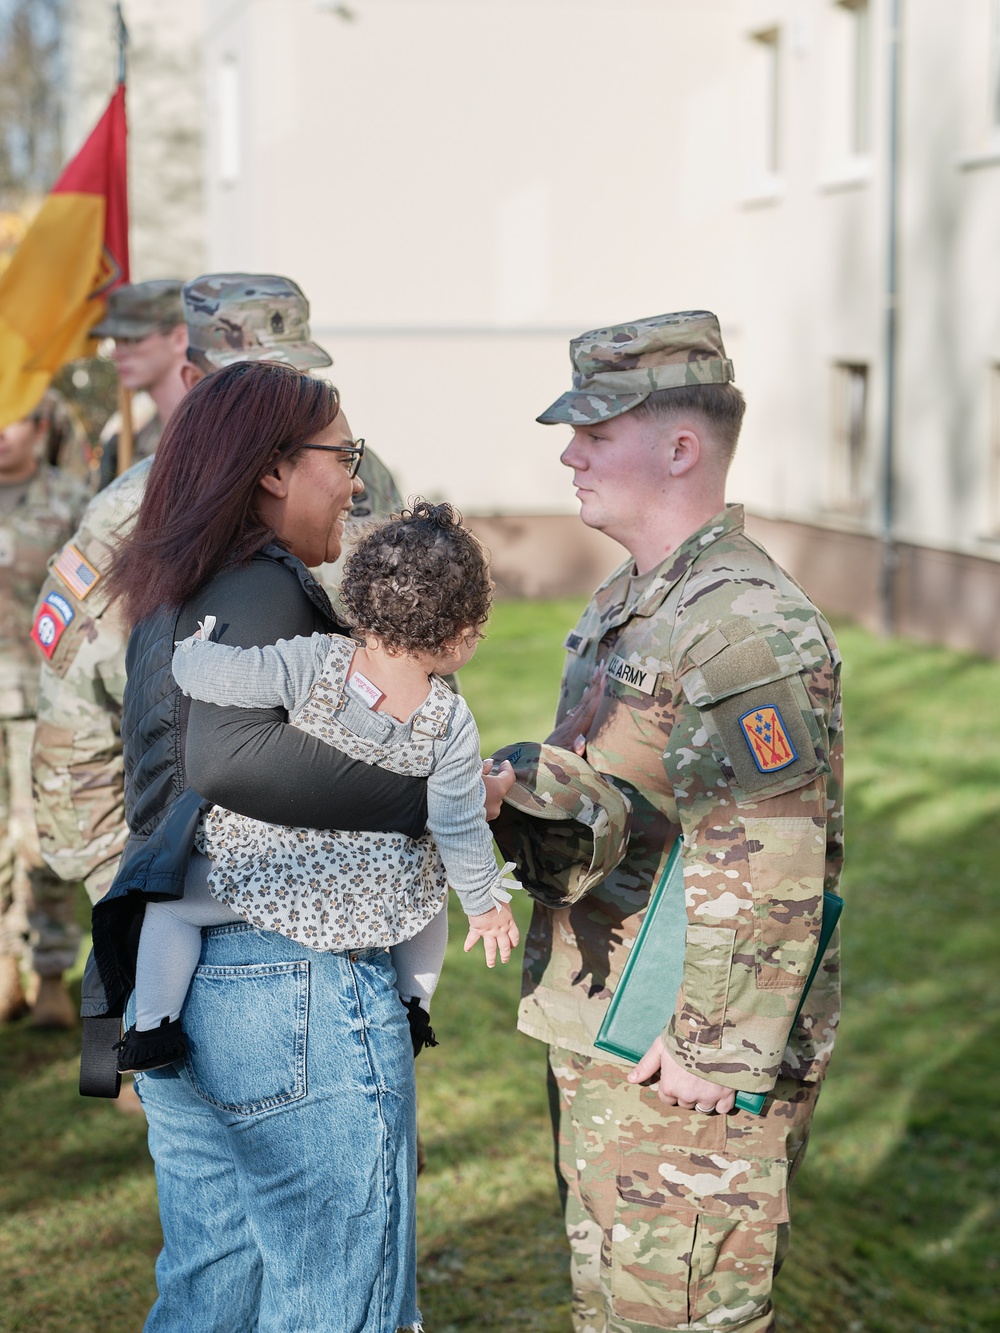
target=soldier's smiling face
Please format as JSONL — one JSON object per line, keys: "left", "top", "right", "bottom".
{"left": 560, "top": 412, "right": 671, "bottom": 548}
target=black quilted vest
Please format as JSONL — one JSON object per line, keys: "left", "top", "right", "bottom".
{"left": 120, "top": 543, "right": 335, "bottom": 839}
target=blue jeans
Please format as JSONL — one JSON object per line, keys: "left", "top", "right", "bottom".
{"left": 131, "top": 922, "right": 420, "bottom": 1333}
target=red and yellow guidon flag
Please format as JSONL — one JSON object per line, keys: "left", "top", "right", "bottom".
{"left": 0, "top": 83, "right": 128, "bottom": 430}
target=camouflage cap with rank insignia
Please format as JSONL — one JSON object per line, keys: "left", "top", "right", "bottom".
{"left": 182, "top": 273, "right": 332, "bottom": 371}
{"left": 536, "top": 309, "right": 734, "bottom": 425}
{"left": 90, "top": 279, "right": 185, "bottom": 338}
{"left": 488, "top": 741, "right": 633, "bottom": 908}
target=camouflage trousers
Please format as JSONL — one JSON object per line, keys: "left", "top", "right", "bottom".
{"left": 0, "top": 719, "right": 81, "bottom": 977}
{"left": 548, "top": 1046, "right": 821, "bottom": 1333}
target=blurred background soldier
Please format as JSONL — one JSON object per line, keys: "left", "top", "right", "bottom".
{"left": 30, "top": 273, "right": 403, "bottom": 1041}
{"left": 92, "top": 279, "right": 189, "bottom": 491}
{"left": 37, "top": 390, "right": 94, "bottom": 485}
{"left": 0, "top": 391, "right": 90, "bottom": 1025}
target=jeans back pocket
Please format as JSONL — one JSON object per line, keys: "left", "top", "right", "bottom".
{"left": 183, "top": 960, "right": 309, "bottom": 1115}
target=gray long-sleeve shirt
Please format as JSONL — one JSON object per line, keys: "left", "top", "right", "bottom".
{"left": 173, "top": 629, "right": 504, "bottom": 916}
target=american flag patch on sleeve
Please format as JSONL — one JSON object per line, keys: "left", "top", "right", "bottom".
{"left": 52, "top": 543, "right": 101, "bottom": 600}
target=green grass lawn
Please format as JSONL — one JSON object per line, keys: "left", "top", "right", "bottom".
{"left": 2, "top": 603, "right": 998, "bottom": 1331}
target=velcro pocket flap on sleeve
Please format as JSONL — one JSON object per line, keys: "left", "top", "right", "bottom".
{"left": 680, "top": 626, "right": 802, "bottom": 709}
{"left": 680, "top": 629, "right": 828, "bottom": 801}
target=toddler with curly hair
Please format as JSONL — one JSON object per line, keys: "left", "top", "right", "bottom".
{"left": 115, "top": 501, "right": 519, "bottom": 1074}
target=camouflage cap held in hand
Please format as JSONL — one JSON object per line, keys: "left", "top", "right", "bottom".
{"left": 488, "top": 741, "right": 632, "bottom": 908}
{"left": 91, "top": 279, "right": 185, "bottom": 339}
{"left": 537, "top": 309, "right": 733, "bottom": 425}
{"left": 182, "top": 273, "right": 332, "bottom": 371}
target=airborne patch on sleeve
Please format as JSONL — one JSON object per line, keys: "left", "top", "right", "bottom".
{"left": 738, "top": 705, "right": 797, "bottom": 773}
{"left": 31, "top": 592, "right": 75, "bottom": 659}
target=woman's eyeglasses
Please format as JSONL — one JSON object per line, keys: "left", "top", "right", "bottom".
{"left": 300, "top": 437, "right": 366, "bottom": 478}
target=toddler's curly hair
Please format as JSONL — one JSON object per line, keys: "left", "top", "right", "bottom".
{"left": 340, "top": 500, "right": 493, "bottom": 654}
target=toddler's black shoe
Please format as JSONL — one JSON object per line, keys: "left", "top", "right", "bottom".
{"left": 402, "top": 996, "right": 439, "bottom": 1058}
{"left": 115, "top": 1016, "right": 188, "bottom": 1073}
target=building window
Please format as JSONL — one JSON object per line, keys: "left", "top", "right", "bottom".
{"left": 218, "top": 57, "right": 241, "bottom": 186}
{"left": 839, "top": 0, "right": 872, "bottom": 155}
{"left": 753, "top": 28, "right": 782, "bottom": 176}
{"left": 829, "top": 363, "right": 869, "bottom": 513}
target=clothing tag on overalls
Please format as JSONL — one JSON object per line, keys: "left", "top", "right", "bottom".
{"left": 347, "top": 671, "right": 385, "bottom": 710}
{"left": 606, "top": 652, "right": 658, "bottom": 696}
{"left": 563, "top": 631, "right": 591, "bottom": 655}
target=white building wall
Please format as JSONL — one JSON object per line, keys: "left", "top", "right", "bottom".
{"left": 202, "top": 0, "right": 740, "bottom": 514}
{"left": 61, "top": 0, "right": 1000, "bottom": 589}
{"left": 729, "top": 0, "right": 1000, "bottom": 567}
{"left": 727, "top": 0, "right": 885, "bottom": 529}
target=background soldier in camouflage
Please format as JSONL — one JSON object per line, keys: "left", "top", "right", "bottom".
{"left": 31, "top": 273, "right": 403, "bottom": 923}
{"left": 92, "top": 280, "right": 190, "bottom": 490}
{"left": 518, "top": 311, "right": 844, "bottom": 1332}
{"left": 0, "top": 392, "right": 90, "bottom": 1025}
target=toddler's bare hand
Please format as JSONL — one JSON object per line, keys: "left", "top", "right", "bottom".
{"left": 463, "top": 903, "right": 520, "bottom": 967}
{"left": 482, "top": 758, "right": 515, "bottom": 820}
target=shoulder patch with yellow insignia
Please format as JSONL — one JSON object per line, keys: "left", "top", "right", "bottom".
{"left": 738, "top": 705, "right": 797, "bottom": 773}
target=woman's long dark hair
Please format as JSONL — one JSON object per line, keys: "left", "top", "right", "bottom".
{"left": 106, "top": 360, "right": 340, "bottom": 628}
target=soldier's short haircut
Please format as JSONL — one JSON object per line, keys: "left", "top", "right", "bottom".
{"left": 629, "top": 382, "right": 747, "bottom": 464}
{"left": 341, "top": 501, "right": 492, "bottom": 655}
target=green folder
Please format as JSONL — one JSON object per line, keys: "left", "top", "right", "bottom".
{"left": 595, "top": 837, "right": 843, "bottom": 1115}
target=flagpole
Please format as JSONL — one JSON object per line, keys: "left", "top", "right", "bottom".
{"left": 115, "top": 3, "right": 129, "bottom": 85}
{"left": 112, "top": 2, "right": 133, "bottom": 476}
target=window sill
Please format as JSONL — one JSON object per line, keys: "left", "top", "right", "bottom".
{"left": 739, "top": 178, "right": 785, "bottom": 209}
{"left": 956, "top": 147, "right": 1000, "bottom": 172}
{"left": 818, "top": 160, "right": 873, "bottom": 193}
{"left": 814, "top": 507, "right": 875, "bottom": 533}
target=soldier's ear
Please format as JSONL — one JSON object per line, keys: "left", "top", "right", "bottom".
{"left": 667, "top": 427, "right": 701, "bottom": 477}
{"left": 168, "top": 323, "right": 190, "bottom": 355}
{"left": 180, "top": 362, "right": 205, "bottom": 392}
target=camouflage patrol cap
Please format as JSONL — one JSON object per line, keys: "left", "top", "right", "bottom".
{"left": 489, "top": 742, "right": 632, "bottom": 908}
{"left": 182, "top": 273, "right": 332, "bottom": 371}
{"left": 91, "top": 280, "right": 185, "bottom": 338}
{"left": 537, "top": 310, "right": 734, "bottom": 425}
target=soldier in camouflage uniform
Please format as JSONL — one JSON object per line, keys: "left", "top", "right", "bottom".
{"left": 0, "top": 393, "right": 90, "bottom": 1025}
{"left": 92, "top": 280, "right": 190, "bottom": 490}
{"left": 31, "top": 274, "right": 404, "bottom": 922}
{"left": 518, "top": 311, "right": 844, "bottom": 1332}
